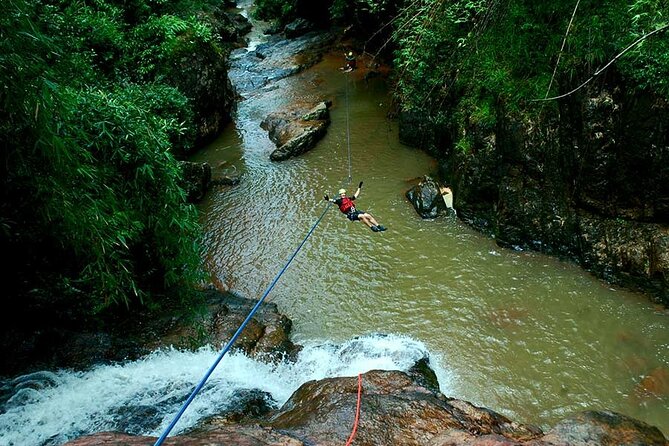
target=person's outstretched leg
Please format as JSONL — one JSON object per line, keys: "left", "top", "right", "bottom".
{"left": 366, "top": 213, "right": 386, "bottom": 231}
{"left": 359, "top": 215, "right": 379, "bottom": 231}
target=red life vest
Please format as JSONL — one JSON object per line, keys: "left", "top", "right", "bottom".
{"left": 338, "top": 197, "right": 355, "bottom": 214}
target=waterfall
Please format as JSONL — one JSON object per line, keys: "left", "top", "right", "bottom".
{"left": 0, "top": 333, "right": 452, "bottom": 446}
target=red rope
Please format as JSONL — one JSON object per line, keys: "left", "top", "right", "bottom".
{"left": 345, "top": 374, "right": 363, "bottom": 446}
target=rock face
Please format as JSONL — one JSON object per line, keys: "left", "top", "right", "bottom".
{"left": 400, "top": 75, "right": 669, "bottom": 305}
{"left": 268, "top": 370, "right": 541, "bottom": 445}
{"left": 0, "top": 287, "right": 297, "bottom": 377}
{"left": 261, "top": 101, "right": 332, "bottom": 161}
{"left": 63, "top": 368, "right": 668, "bottom": 446}
{"left": 228, "top": 31, "right": 335, "bottom": 99}
{"left": 146, "top": 288, "right": 300, "bottom": 361}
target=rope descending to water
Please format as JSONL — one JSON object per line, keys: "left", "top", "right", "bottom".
{"left": 155, "top": 58, "right": 359, "bottom": 446}
{"left": 153, "top": 203, "right": 332, "bottom": 446}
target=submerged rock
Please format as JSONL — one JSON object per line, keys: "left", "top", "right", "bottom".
{"left": 540, "top": 411, "right": 668, "bottom": 446}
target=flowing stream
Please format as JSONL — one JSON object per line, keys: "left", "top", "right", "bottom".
{"left": 195, "top": 2, "right": 669, "bottom": 436}
{"left": 0, "top": 3, "right": 667, "bottom": 445}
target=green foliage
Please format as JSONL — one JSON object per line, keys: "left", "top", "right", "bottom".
{"left": 392, "top": 0, "right": 669, "bottom": 154}
{"left": 0, "top": 0, "right": 219, "bottom": 312}
{"left": 329, "top": 0, "right": 391, "bottom": 21}
{"left": 253, "top": 0, "right": 297, "bottom": 24}
{"left": 129, "top": 14, "right": 219, "bottom": 79}
{"left": 48, "top": 85, "right": 202, "bottom": 308}
{"left": 617, "top": 1, "right": 669, "bottom": 93}
{"left": 253, "top": 0, "right": 394, "bottom": 32}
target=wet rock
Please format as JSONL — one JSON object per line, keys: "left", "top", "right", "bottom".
{"left": 540, "top": 411, "right": 668, "bottom": 446}
{"left": 301, "top": 101, "right": 330, "bottom": 121}
{"left": 153, "top": 288, "right": 300, "bottom": 361}
{"left": 407, "top": 357, "right": 441, "bottom": 393}
{"left": 261, "top": 101, "right": 332, "bottom": 161}
{"left": 406, "top": 175, "right": 451, "bottom": 218}
{"left": 284, "top": 18, "right": 315, "bottom": 38}
{"left": 577, "top": 215, "right": 669, "bottom": 301}
{"left": 268, "top": 122, "right": 329, "bottom": 161}
{"left": 211, "top": 172, "right": 241, "bottom": 187}
{"left": 270, "top": 370, "right": 542, "bottom": 445}
{"left": 62, "top": 368, "right": 667, "bottom": 446}
{"left": 229, "top": 32, "right": 335, "bottom": 98}
{"left": 113, "top": 404, "right": 162, "bottom": 434}
{"left": 214, "top": 10, "right": 252, "bottom": 42}
{"left": 1, "top": 287, "right": 298, "bottom": 378}
{"left": 63, "top": 428, "right": 305, "bottom": 445}
{"left": 198, "top": 389, "right": 278, "bottom": 426}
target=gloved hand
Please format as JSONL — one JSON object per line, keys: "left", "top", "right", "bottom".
{"left": 358, "top": 181, "right": 363, "bottom": 189}
{"left": 324, "top": 194, "right": 329, "bottom": 201}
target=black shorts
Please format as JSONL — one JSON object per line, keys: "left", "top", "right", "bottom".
{"left": 346, "top": 211, "right": 365, "bottom": 221}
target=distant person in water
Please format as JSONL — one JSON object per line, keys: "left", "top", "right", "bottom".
{"left": 324, "top": 181, "right": 386, "bottom": 232}
{"left": 342, "top": 51, "right": 356, "bottom": 72}
{"left": 439, "top": 184, "right": 456, "bottom": 215}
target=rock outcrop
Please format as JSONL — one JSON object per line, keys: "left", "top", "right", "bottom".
{"left": 400, "top": 74, "right": 669, "bottom": 305}
{"left": 406, "top": 175, "right": 456, "bottom": 219}
{"left": 261, "top": 100, "right": 332, "bottom": 161}
{"left": 0, "top": 288, "right": 296, "bottom": 377}
{"left": 63, "top": 368, "right": 668, "bottom": 446}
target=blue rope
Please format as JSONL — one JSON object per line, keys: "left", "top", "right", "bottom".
{"left": 153, "top": 203, "right": 332, "bottom": 445}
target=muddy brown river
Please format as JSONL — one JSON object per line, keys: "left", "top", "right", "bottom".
{"left": 192, "top": 8, "right": 669, "bottom": 435}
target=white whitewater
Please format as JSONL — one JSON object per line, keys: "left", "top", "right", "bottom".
{"left": 0, "top": 333, "right": 452, "bottom": 446}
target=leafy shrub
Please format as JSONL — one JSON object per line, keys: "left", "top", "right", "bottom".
{"left": 392, "top": 0, "right": 669, "bottom": 154}
{"left": 0, "top": 0, "right": 220, "bottom": 313}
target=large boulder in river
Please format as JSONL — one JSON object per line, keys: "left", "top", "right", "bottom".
{"left": 152, "top": 288, "right": 300, "bottom": 361}
{"left": 63, "top": 368, "right": 668, "bottom": 445}
{"left": 262, "top": 101, "right": 332, "bottom": 161}
{"left": 267, "top": 369, "right": 542, "bottom": 445}
{"left": 406, "top": 175, "right": 453, "bottom": 218}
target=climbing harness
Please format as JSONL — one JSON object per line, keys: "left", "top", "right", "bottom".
{"left": 153, "top": 204, "right": 331, "bottom": 446}
{"left": 344, "top": 373, "right": 363, "bottom": 446}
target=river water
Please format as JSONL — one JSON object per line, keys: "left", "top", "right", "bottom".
{"left": 1, "top": 7, "right": 667, "bottom": 446}
{"left": 193, "top": 14, "right": 669, "bottom": 436}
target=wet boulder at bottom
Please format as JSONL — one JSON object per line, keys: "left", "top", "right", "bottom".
{"left": 63, "top": 368, "right": 668, "bottom": 446}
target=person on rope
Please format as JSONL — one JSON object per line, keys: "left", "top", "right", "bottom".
{"left": 342, "top": 51, "right": 357, "bottom": 72}
{"left": 324, "top": 181, "right": 386, "bottom": 232}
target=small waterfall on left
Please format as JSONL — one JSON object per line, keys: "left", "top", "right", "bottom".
{"left": 0, "top": 334, "right": 453, "bottom": 446}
